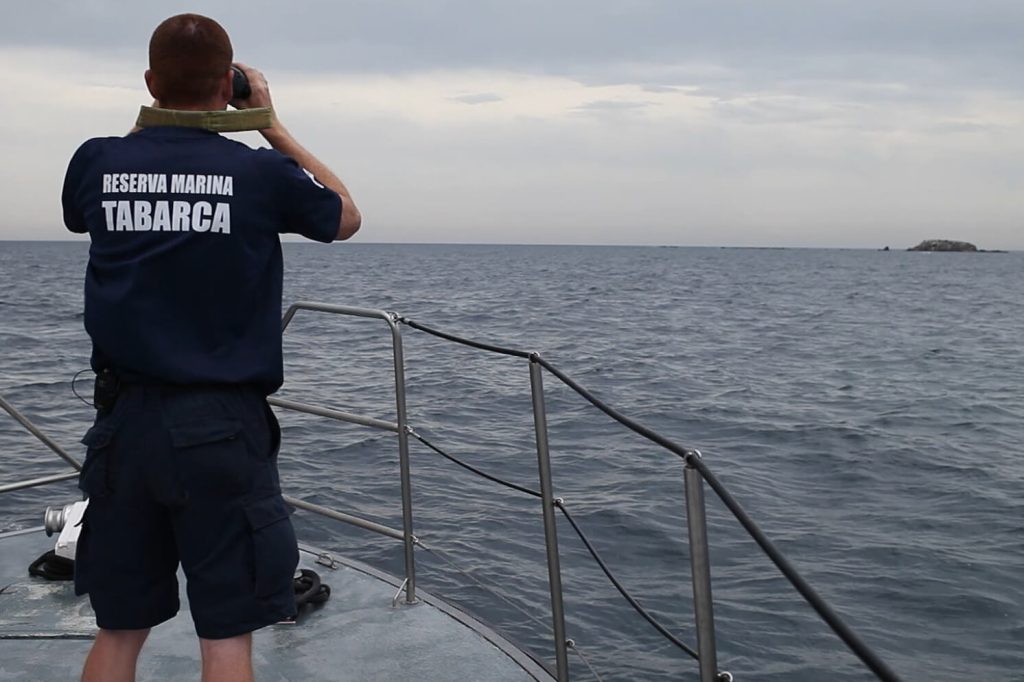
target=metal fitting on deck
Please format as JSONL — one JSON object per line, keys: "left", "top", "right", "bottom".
{"left": 43, "top": 504, "right": 72, "bottom": 536}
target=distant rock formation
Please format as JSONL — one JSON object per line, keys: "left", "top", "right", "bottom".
{"left": 908, "top": 239, "right": 978, "bottom": 252}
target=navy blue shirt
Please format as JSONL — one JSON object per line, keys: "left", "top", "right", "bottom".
{"left": 62, "top": 126, "right": 342, "bottom": 394}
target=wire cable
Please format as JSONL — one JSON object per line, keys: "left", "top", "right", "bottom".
{"left": 412, "top": 428, "right": 701, "bottom": 668}
{"left": 686, "top": 454, "right": 904, "bottom": 682}
{"left": 534, "top": 353, "right": 902, "bottom": 680}
{"left": 70, "top": 369, "right": 93, "bottom": 408}
{"left": 410, "top": 429, "right": 542, "bottom": 499}
{"left": 555, "top": 501, "right": 700, "bottom": 661}
{"left": 530, "top": 354, "right": 692, "bottom": 462}
{"left": 396, "top": 318, "right": 904, "bottom": 681}
{"left": 400, "top": 318, "right": 531, "bottom": 359}
{"left": 567, "top": 639, "right": 606, "bottom": 682}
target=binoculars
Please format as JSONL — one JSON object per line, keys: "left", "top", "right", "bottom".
{"left": 231, "top": 65, "right": 251, "bottom": 100}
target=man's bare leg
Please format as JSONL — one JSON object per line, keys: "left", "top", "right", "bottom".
{"left": 81, "top": 628, "right": 150, "bottom": 682}
{"left": 200, "top": 633, "right": 254, "bottom": 682}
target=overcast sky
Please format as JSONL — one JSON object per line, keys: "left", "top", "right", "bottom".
{"left": 1, "top": 1, "right": 1021, "bottom": 248}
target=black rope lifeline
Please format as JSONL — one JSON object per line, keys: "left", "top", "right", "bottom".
{"left": 401, "top": 318, "right": 532, "bottom": 359}
{"left": 685, "top": 455, "right": 904, "bottom": 682}
{"left": 410, "top": 430, "right": 542, "bottom": 499}
{"left": 555, "top": 501, "right": 700, "bottom": 662}
{"left": 400, "top": 321, "right": 901, "bottom": 682}
{"left": 531, "top": 354, "right": 691, "bottom": 461}
{"left": 534, "top": 354, "right": 902, "bottom": 680}
{"left": 403, "top": 318, "right": 687, "bottom": 460}
{"left": 412, "top": 429, "right": 701, "bottom": 662}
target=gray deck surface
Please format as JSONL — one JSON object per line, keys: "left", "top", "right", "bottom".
{"left": 0, "top": 527, "right": 553, "bottom": 681}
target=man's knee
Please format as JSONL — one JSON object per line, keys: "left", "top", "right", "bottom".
{"left": 200, "top": 632, "right": 253, "bottom": 662}
{"left": 96, "top": 627, "right": 151, "bottom": 649}
{"left": 200, "top": 633, "right": 254, "bottom": 682}
{"left": 82, "top": 629, "right": 151, "bottom": 682}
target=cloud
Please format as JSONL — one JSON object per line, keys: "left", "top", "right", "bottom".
{"left": 641, "top": 84, "right": 686, "bottom": 94}
{"left": 6, "top": 1, "right": 1023, "bottom": 91}
{"left": 573, "top": 99, "right": 657, "bottom": 113}
{"left": 449, "top": 92, "right": 504, "bottom": 105}
{"left": 2, "top": 2, "right": 1023, "bottom": 248}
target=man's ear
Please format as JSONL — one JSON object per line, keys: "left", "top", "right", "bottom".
{"left": 144, "top": 69, "right": 160, "bottom": 102}
{"left": 219, "top": 68, "right": 234, "bottom": 107}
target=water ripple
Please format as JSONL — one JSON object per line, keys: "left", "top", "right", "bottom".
{"left": 1, "top": 242, "right": 1022, "bottom": 681}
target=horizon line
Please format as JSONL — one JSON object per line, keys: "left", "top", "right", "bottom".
{"left": 1, "top": 239, "right": 1017, "bottom": 252}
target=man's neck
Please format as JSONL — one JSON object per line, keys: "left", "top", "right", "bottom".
{"left": 162, "top": 102, "right": 227, "bottom": 112}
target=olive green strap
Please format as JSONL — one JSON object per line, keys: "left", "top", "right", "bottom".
{"left": 135, "top": 106, "right": 274, "bottom": 132}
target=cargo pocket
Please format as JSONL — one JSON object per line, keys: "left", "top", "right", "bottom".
{"left": 169, "top": 418, "right": 250, "bottom": 498}
{"left": 168, "top": 418, "right": 242, "bottom": 448}
{"left": 79, "top": 423, "right": 115, "bottom": 498}
{"left": 244, "top": 495, "right": 298, "bottom": 599}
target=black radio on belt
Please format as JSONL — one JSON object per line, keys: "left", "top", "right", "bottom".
{"left": 93, "top": 369, "right": 120, "bottom": 413}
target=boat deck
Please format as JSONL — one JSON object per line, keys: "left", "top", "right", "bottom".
{"left": 0, "top": 527, "right": 552, "bottom": 681}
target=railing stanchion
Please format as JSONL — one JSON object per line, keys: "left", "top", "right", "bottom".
{"left": 685, "top": 451, "right": 720, "bottom": 682}
{"left": 0, "top": 302, "right": 901, "bottom": 682}
{"left": 388, "top": 316, "right": 418, "bottom": 604}
{"left": 529, "top": 357, "right": 570, "bottom": 681}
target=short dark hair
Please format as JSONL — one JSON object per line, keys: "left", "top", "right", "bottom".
{"left": 149, "top": 14, "right": 232, "bottom": 106}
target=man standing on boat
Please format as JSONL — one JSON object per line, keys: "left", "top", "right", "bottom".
{"left": 61, "top": 13, "right": 360, "bottom": 682}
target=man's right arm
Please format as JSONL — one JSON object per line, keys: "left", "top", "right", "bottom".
{"left": 233, "top": 63, "right": 361, "bottom": 241}
{"left": 62, "top": 141, "right": 94, "bottom": 234}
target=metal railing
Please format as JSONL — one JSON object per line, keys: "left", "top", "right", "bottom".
{"left": 275, "top": 302, "right": 418, "bottom": 605}
{"left": 0, "top": 301, "right": 906, "bottom": 682}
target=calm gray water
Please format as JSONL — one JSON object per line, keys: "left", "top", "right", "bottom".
{"left": 1, "top": 241, "right": 1022, "bottom": 681}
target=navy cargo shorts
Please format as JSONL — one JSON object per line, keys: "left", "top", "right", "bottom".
{"left": 74, "top": 383, "right": 299, "bottom": 639}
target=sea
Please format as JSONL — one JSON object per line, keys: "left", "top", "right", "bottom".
{"left": 1, "top": 240, "right": 1021, "bottom": 682}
